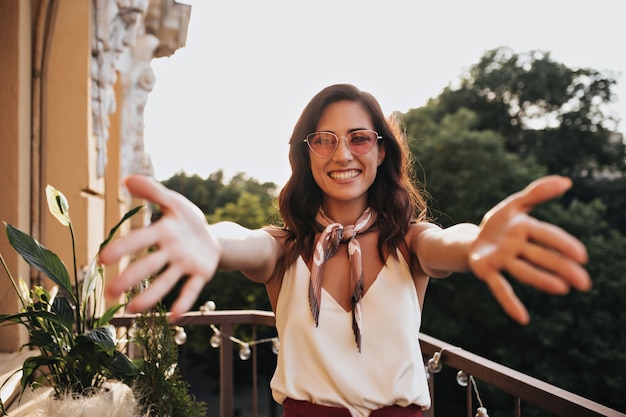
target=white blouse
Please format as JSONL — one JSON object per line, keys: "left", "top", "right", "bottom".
{"left": 270, "top": 251, "right": 431, "bottom": 417}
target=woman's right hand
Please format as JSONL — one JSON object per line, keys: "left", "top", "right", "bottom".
{"left": 100, "top": 174, "right": 220, "bottom": 319}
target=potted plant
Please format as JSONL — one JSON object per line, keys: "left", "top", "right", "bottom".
{"left": 0, "top": 185, "right": 143, "bottom": 416}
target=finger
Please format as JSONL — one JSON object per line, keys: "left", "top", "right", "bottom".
{"left": 513, "top": 175, "right": 573, "bottom": 212}
{"left": 483, "top": 272, "right": 530, "bottom": 325}
{"left": 506, "top": 257, "right": 570, "bottom": 294}
{"left": 124, "top": 175, "right": 206, "bottom": 222}
{"left": 99, "top": 225, "right": 161, "bottom": 265}
{"left": 123, "top": 175, "right": 175, "bottom": 209}
{"left": 105, "top": 249, "right": 169, "bottom": 298}
{"left": 521, "top": 241, "right": 591, "bottom": 291}
{"left": 170, "top": 275, "right": 208, "bottom": 319}
{"left": 528, "top": 220, "right": 589, "bottom": 265}
{"left": 125, "top": 264, "right": 184, "bottom": 313}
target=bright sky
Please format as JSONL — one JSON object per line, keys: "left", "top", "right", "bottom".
{"left": 144, "top": 0, "right": 625, "bottom": 186}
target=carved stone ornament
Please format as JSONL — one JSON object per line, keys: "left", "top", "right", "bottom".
{"left": 91, "top": 0, "right": 190, "bottom": 180}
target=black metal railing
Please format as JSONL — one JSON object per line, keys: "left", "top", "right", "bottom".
{"left": 111, "top": 311, "right": 625, "bottom": 417}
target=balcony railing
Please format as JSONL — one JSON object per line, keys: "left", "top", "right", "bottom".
{"left": 111, "top": 310, "right": 626, "bottom": 417}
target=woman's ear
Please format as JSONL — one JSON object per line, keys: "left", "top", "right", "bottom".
{"left": 377, "top": 142, "right": 386, "bottom": 166}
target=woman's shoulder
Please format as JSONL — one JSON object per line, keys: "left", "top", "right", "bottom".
{"left": 262, "top": 225, "right": 292, "bottom": 243}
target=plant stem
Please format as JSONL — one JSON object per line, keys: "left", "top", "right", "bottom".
{"left": 0, "top": 253, "right": 28, "bottom": 310}
{"left": 69, "top": 223, "right": 82, "bottom": 334}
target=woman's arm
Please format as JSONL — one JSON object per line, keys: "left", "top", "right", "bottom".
{"left": 412, "top": 175, "right": 591, "bottom": 324}
{"left": 99, "top": 175, "right": 282, "bottom": 319}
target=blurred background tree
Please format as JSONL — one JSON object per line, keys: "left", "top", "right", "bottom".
{"left": 404, "top": 46, "right": 626, "bottom": 414}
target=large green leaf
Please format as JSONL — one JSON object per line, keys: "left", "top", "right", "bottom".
{"left": 0, "top": 309, "right": 69, "bottom": 330}
{"left": 51, "top": 296, "right": 75, "bottom": 330}
{"left": 81, "top": 326, "right": 116, "bottom": 352}
{"left": 5, "top": 224, "right": 74, "bottom": 302}
{"left": 27, "top": 329, "right": 57, "bottom": 352}
{"left": 107, "top": 349, "right": 140, "bottom": 378}
{"left": 99, "top": 205, "right": 143, "bottom": 252}
{"left": 20, "top": 355, "right": 63, "bottom": 389}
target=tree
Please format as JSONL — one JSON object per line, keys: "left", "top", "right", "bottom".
{"left": 402, "top": 50, "right": 626, "bottom": 413}
{"left": 161, "top": 170, "right": 279, "bottom": 217}
{"left": 404, "top": 105, "right": 546, "bottom": 226}
{"left": 433, "top": 46, "right": 624, "bottom": 178}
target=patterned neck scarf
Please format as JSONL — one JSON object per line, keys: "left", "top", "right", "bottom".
{"left": 309, "top": 207, "right": 377, "bottom": 352}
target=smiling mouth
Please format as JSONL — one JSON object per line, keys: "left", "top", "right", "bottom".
{"left": 329, "top": 170, "right": 360, "bottom": 181}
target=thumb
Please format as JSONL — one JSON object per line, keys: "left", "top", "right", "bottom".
{"left": 123, "top": 174, "right": 173, "bottom": 208}
{"left": 513, "top": 175, "right": 573, "bottom": 212}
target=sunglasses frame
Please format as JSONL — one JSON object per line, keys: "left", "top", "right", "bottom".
{"left": 303, "top": 129, "right": 383, "bottom": 157}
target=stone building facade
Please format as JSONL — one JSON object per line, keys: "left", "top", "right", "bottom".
{"left": 0, "top": 0, "right": 190, "bottom": 352}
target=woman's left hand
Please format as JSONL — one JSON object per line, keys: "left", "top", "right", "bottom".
{"left": 469, "top": 175, "right": 591, "bottom": 324}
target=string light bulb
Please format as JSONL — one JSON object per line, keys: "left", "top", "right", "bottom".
{"left": 210, "top": 333, "right": 222, "bottom": 348}
{"left": 427, "top": 346, "right": 461, "bottom": 374}
{"left": 475, "top": 407, "right": 489, "bottom": 417}
{"left": 200, "top": 300, "right": 217, "bottom": 313}
{"left": 174, "top": 326, "right": 187, "bottom": 345}
{"left": 427, "top": 351, "right": 443, "bottom": 373}
{"left": 239, "top": 343, "right": 251, "bottom": 360}
{"left": 456, "top": 370, "right": 468, "bottom": 387}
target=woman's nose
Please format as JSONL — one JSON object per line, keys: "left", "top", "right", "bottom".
{"left": 333, "top": 137, "right": 353, "bottom": 161}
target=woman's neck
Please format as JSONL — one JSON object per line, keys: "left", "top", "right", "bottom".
{"left": 321, "top": 200, "right": 369, "bottom": 225}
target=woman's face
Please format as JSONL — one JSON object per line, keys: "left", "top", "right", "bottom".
{"left": 308, "top": 100, "right": 385, "bottom": 212}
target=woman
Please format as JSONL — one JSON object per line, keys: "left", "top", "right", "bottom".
{"left": 101, "top": 84, "right": 591, "bottom": 416}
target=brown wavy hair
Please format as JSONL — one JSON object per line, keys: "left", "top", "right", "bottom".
{"left": 277, "top": 84, "right": 428, "bottom": 268}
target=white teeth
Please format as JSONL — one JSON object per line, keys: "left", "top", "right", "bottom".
{"left": 329, "top": 170, "right": 359, "bottom": 181}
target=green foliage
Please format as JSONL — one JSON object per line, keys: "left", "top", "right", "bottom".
{"left": 405, "top": 105, "right": 546, "bottom": 226}
{"left": 161, "top": 170, "right": 280, "bottom": 224}
{"left": 433, "top": 46, "right": 624, "bottom": 178}
{"left": 131, "top": 303, "right": 207, "bottom": 417}
{"left": 0, "top": 186, "right": 141, "bottom": 414}
{"left": 405, "top": 47, "right": 626, "bottom": 413}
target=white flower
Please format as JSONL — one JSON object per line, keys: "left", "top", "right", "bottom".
{"left": 82, "top": 256, "right": 101, "bottom": 303}
{"left": 18, "top": 277, "right": 33, "bottom": 306}
{"left": 45, "top": 184, "right": 70, "bottom": 226}
{"left": 48, "top": 286, "right": 59, "bottom": 311}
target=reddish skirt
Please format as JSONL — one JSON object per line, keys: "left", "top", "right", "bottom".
{"left": 282, "top": 398, "right": 423, "bottom": 417}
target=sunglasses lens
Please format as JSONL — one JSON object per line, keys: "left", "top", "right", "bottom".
{"left": 306, "top": 132, "right": 337, "bottom": 157}
{"left": 347, "top": 131, "right": 378, "bottom": 155}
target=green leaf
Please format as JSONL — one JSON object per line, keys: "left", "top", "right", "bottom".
{"left": 107, "top": 349, "right": 140, "bottom": 378}
{"left": 45, "top": 184, "right": 71, "bottom": 227}
{"left": 99, "top": 205, "right": 143, "bottom": 253}
{"left": 27, "top": 329, "right": 56, "bottom": 351}
{"left": 5, "top": 224, "right": 74, "bottom": 302}
{"left": 82, "top": 326, "right": 116, "bottom": 352}
{"left": 94, "top": 303, "right": 126, "bottom": 328}
{"left": 0, "top": 309, "right": 66, "bottom": 328}
{"left": 20, "top": 355, "right": 63, "bottom": 389}
{"left": 51, "top": 296, "right": 75, "bottom": 330}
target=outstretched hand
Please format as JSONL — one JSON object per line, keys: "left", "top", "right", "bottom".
{"left": 100, "top": 175, "right": 220, "bottom": 319}
{"left": 469, "top": 175, "right": 591, "bottom": 324}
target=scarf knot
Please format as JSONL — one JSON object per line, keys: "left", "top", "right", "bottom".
{"left": 309, "top": 207, "right": 377, "bottom": 352}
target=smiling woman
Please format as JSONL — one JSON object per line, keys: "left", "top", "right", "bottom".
{"left": 101, "top": 83, "right": 591, "bottom": 417}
